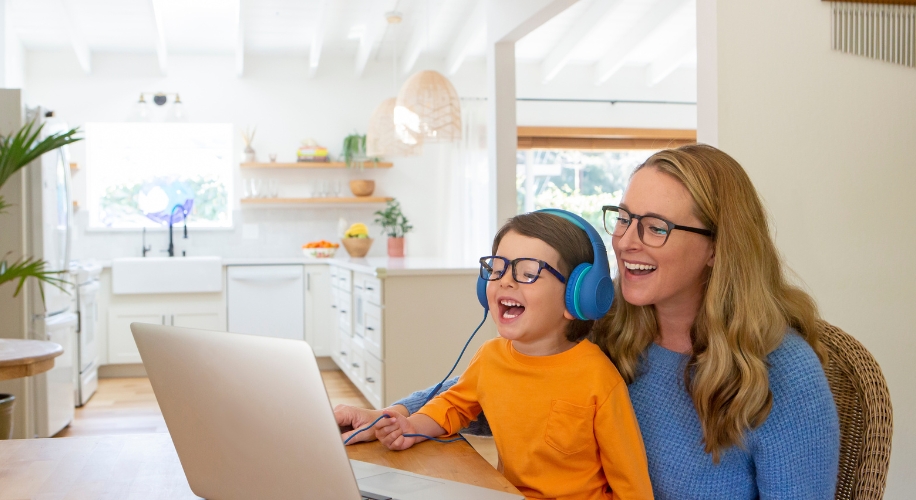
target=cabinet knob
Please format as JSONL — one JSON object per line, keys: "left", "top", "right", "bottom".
{"left": 367, "top": 287, "right": 374, "bottom": 291}
{"left": 366, "top": 327, "right": 374, "bottom": 331}
{"left": 340, "top": 351, "right": 347, "bottom": 356}
{"left": 352, "top": 362, "right": 360, "bottom": 368}
{"left": 340, "top": 310, "right": 347, "bottom": 314}
{"left": 365, "top": 377, "right": 375, "bottom": 383}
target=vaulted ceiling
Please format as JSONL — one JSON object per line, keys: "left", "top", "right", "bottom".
{"left": 10, "top": 0, "right": 696, "bottom": 86}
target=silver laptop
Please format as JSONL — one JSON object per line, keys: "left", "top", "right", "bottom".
{"left": 131, "top": 323, "right": 521, "bottom": 500}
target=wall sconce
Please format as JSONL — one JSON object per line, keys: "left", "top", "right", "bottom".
{"left": 128, "top": 92, "right": 188, "bottom": 122}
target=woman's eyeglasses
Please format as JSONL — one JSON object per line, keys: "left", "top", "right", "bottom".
{"left": 602, "top": 205, "right": 714, "bottom": 248}
{"left": 479, "top": 256, "right": 567, "bottom": 284}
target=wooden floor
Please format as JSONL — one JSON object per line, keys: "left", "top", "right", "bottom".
{"left": 54, "top": 370, "right": 500, "bottom": 468}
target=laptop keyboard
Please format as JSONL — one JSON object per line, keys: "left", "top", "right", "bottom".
{"left": 360, "top": 490, "right": 392, "bottom": 500}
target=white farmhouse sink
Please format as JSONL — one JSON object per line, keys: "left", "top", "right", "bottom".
{"left": 112, "top": 256, "right": 222, "bottom": 294}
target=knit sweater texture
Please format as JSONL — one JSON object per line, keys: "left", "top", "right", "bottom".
{"left": 395, "top": 331, "right": 840, "bottom": 499}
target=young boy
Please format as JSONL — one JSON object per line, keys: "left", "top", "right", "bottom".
{"left": 374, "top": 211, "right": 653, "bottom": 500}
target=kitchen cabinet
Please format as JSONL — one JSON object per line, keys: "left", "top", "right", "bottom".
{"left": 107, "top": 293, "right": 225, "bottom": 365}
{"left": 329, "top": 261, "right": 496, "bottom": 410}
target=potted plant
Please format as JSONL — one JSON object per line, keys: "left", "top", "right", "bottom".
{"left": 1, "top": 120, "right": 79, "bottom": 297}
{"left": 374, "top": 200, "right": 412, "bottom": 258}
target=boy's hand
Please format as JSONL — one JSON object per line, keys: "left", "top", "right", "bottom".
{"left": 375, "top": 412, "right": 423, "bottom": 451}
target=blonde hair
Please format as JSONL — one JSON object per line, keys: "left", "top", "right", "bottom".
{"left": 593, "top": 144, "right": 825, "bottom": 462}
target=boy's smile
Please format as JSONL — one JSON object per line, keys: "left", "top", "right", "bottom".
{"left": 497, "top": 298, "right": 525, "bottom": 320}
{"left": 487, "top": 231, "right": 577, "bottom": 356}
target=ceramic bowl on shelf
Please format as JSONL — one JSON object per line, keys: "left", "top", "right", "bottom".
{"left": 349, "top": 180, "right": 375, "bottom": 197}
{"left": 341, "top": 237, "right": 373, "bottom": 257}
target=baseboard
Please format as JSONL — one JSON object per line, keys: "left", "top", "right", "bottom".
{"left": 98, "top": 364, "right": 148, "bottom": 378}
{"left": 317, "top": 356, "right": 340, "bottom": 371}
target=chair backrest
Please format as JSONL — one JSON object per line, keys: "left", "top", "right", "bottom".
{"left": 818, "top": 321, "right": 893, "bottom": 500}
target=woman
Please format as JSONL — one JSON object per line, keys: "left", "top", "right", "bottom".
{"left": 335, "top": 144, "right": 840, "bottom": 499}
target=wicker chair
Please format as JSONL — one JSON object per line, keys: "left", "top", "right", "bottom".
{"left": 818, "top": 321, "right": 893, "bottom": 500}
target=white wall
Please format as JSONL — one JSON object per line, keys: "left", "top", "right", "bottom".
{"left": 702, "top": 0, "right": 916, "bottom": 495}
{"left": 22, "top": 49, "right": 695, "bottom": 262}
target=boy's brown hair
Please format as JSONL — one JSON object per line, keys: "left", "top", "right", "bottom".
{"left": 491, "top": 212, "right": 595, "bottom": 342}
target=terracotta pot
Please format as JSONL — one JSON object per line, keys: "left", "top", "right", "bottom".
{"left": 387, "top": 237, "right": 405, "bottom": 258}
{"left": 341, "top": 237, "right": 373, "bottom": 258}
{"left": 349, "top": 180, "right": 376, "bottom": 197}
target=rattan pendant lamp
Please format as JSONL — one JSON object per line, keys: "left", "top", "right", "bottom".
{"left": 365, "top": 11, "right": 424, "bottom": 157}
{"left": 367, "top": 97, "right": 423, "bottom": 156}
{"left": 394, "top": 70, "right": 462, "bottom": 142}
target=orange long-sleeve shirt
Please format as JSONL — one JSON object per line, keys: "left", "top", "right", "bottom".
{"left": 417, "top": 338, "right": 653, "bottom": 500}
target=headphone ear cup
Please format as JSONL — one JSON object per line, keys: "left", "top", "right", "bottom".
{"left": 564, "top": 263, "right": 591, "bottom": 320}
{"left": 477, "top": 276, "right": 489, "bottom": 311}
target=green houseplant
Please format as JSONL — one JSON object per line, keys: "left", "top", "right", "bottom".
{"left": 341, "top": 133, "right": 367, "bottom": 168}
{"left": 0, "top": 120, "right": 81, "bottom": 298}
{"left": 374, "top": 200, "right": 412, "bottom": 257}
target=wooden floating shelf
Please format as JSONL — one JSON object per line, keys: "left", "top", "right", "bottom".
{"left": 241, "top": 161, "right": 393, "bottom": 169}
{"left": 241, "top": 197, "right": 393, "bottom": 205}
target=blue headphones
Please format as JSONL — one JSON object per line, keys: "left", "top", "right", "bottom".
{"left": 476, "top": 209, "right": 614, "bottom": 321}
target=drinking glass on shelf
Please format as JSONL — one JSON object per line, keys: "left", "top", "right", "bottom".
{"left": 268, "top": 153, "right": 278, "bottom": 163}
{"left": 332, "top": 180, "right": 341, "bottom": 197}
{"left": 269, "top": 179, "right": 279, "bottom": 198}
{"left": 246, "top": 178, "right": 260, "bottom": 199}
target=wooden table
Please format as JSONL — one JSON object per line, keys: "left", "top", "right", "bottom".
{"left": 0, "top": 433, "right": 521, "bottom": 498}
{"left": 0, "top": 339, "right": 62, "bottom": 382}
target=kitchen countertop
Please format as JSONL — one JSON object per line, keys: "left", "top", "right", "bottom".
{"left": 100, "top": 256, "right": 478, "bottom": 277}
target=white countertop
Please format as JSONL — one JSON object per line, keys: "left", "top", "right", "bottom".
{"left": 101, "top": 256, "right": 478, "bottom": 277}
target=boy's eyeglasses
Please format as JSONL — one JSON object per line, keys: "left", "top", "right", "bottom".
{"left": 602, "top": 205, "right": 714, "bottom": 248}
{"left": 479, "top": 256, "right": 567, "bottom": 284}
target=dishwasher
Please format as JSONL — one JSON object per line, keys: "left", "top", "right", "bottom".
{"left": 227, "top": 265, "right": 304, "bottom": 340}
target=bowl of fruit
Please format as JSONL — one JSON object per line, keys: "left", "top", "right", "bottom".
{"left": 302, "top": 240, "right": 339, "bottom": 258}
{"left": 340, "top": 223, "right": 373, "bottom": 258}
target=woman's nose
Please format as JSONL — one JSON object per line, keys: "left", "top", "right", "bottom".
{"left": 615, "top": 223, "right": 643, "bottom": 251}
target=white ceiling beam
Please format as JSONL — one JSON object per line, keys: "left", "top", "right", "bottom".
{"left": 147, "top": 0, "right": 167, "bottom": 75}
{"left": 400, "top": 0, "right": 445, "bottom": 75}
{"left": 445, "top": 0, "right": 485, "bottom": 76}
{"left": 646, "top": 29, "right": 695, "bottom": 86}
{"left": 60, "top": 0, "right": 91, "bottom": 74}
{"left": 308, "top": 0, "right": 331, "bottom": 78}
{"left": 541, "top": 0, "right": 622, "bottom": 84}
{"left": 235, "top": 0, "right": 244, "bottom": 77}
{"left": 354, "top": 0, "right": 396, "bottom": 78}
{"left": 594, "top": 0, "right": 689, "bottom": 85}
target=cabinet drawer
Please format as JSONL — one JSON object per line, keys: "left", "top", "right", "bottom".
{"left": 349, "top": 341, "right": 366, "bottom": 384}
{"left": 363, "top": 277, "right": 382, "bottom": 305}
{"left": 336, "top": 332, "right": 351, "bottom": 371}
{"left": 336, "top": 291, "right": 352, "bottom": 333}
{"left": 364, "top": 304, "right": 382, "bottom": 360}
{"left": 335, "top": 269, "right": 352, "bottom": 292}
{"left": 363, "top": 353, "right": 383, "bottom": 409}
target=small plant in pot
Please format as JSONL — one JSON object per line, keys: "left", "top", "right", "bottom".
{"left": 374, "top": 200, "right": 412, "bottom": 258}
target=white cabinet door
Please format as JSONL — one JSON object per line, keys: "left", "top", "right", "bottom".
{"left": 305, "top": 265, "right": 332, "bottom": 356}
{"left": 109, "top": 310, "right": 163, "bottom": 364}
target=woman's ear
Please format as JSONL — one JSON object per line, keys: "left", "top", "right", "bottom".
{"left": 563, "top": 309, "right": 576, "bottom": 321}
{"left": 706, "top": 244, "right": 716, "bottom": 267}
